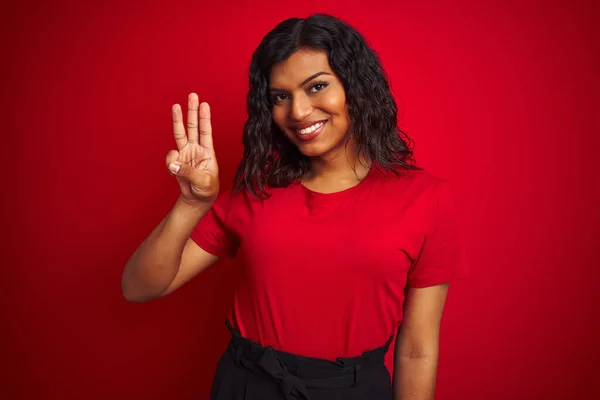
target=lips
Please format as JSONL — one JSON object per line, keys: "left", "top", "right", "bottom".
{"left": 292, "top": 120, "right": 327, "bottom": 142}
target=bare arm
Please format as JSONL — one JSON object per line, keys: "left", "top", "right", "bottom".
{"left": 121, "top": 196, "right": 219, "bottom": 302}
{"left": 121, "top": 94, "right": 221, "bottom": 302}
{"left": 393, "top": 283, "right": 449, "bottom": 400}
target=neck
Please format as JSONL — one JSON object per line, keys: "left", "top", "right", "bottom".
{"left": 304, "top": 137, "right": 371, "bottom": 183}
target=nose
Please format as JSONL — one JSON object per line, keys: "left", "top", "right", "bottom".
{"left": 289, "top": 93, "right": 313, "bottom": 121}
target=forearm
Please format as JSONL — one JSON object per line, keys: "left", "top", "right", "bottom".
{"left": 393, "top": 351, "right": 439, "bottom": 400}
{"left": 121, "top": 196, "right": 212, "bottom": 301}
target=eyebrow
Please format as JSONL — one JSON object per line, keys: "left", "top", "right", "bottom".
{"left": 270, "top": 71, "right": 332, "bottom": 92}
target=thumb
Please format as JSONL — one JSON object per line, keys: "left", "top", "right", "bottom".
{"left": 166, "top": 150, "right": 194, "bottom": 179}
{"left": 166, "top": 150, "right": 180, "bottom": 176}
{"left": 168, "top": 161, "right": 181, "bottom": 175}
{"left": 168, "top": 160, "right": 196, "bottom": 180}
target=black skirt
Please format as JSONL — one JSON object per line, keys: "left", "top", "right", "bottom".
{"left": 211, "top": 320, "right": 393, "bottom": 400}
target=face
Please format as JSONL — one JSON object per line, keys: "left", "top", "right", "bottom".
{"left": 269, "top": 49, "right": 352, "bottom": 159}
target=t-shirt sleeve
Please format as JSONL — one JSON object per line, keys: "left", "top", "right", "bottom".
{"left": 407, "top": 181, "right": 470, "bottom": 288}
{"left": 189, "top": 189, "right": 238, "bottom": 258}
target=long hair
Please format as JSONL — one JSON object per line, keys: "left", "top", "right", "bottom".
{"left": 234, "top": 14, "right": 420, "bottom": 198}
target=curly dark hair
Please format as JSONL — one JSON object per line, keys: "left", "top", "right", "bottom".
{"left": 234, "top": 14, "right": 420, "bottom": 198}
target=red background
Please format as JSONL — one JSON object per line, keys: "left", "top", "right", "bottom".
{"left": 2, "top": 0, "right": 599, "bottom": 399}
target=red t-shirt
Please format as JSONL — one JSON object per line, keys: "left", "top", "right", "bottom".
{"left": 190, "top": 166, "right": 469, "bottom": 376}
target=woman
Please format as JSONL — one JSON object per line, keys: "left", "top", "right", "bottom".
{"left": 122, "top": 14, "right": 469, "bottom": 400}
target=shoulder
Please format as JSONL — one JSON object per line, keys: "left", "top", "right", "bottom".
{"left": 215, "top": 185, "right": 254, "bottom": 210}
{"left": 214, "top": 183, "right": 277, "bottom": 217}
{"left": 373, "top": 165, "right": 448, "bottom": 198}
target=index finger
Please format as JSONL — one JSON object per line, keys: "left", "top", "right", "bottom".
{"left": 199, "top": 102, "right": 214, "bottom": 154}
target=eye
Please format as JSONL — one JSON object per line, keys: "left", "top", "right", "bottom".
{"left": 270, "top": 93, "right": 288, "bottom": 104}
{"left": 309, "top": 81, "right": 329, "bottom": 93}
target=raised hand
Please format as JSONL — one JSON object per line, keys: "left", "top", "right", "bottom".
{"left": 167, "top": 93, "right": 219, "bottom": 204}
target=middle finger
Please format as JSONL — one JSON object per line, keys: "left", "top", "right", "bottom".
{"left": 187, "top": 93, "right": 199, "bottom": 144}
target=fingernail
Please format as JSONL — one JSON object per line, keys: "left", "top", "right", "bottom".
{"left": 169, "top": 163, "right": 180, "bottom": 173}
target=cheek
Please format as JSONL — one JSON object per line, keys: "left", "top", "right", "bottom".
{"left": 325, "top": 96, "right": 349, "bottom": 133}
{"left": 322, "top": 92, "right": 345, "bottom": 112}
{"left": 271, "top": 107, "right": 287, "bottom": 129}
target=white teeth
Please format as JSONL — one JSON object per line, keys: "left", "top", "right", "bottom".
{"left": 297, "top": 122, "right": 323, "bottom": 135}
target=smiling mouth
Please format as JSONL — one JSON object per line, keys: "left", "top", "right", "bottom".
{"left": 292, "top": 121, "right": 327, "bottom": 142}
{"left": 295, "top": 121, "right": 325, "bottom": 135}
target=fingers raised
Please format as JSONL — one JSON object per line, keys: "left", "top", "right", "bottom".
{"left": 187, "top": 93, "right": 200, "bottom": 145}
{"left": 199, "top": 102, "right": 214, "bottom": 155}
{"left": 172, "top": 104, "right": 187, "bottom": 150}
{"left": 172, "top": 95, "right": 213, "bottom": 155}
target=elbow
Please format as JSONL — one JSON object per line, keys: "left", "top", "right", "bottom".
{"left": 121, "top": 259, "right": 172, "bottom": 302}
{"left": 121, "top": 280, "right": 143, "bottom": 303}
{"left": 121, "top": 285, "right": 156, "bottom": 303}
{"left": 122, "top": 289, "right": 145, "bottom": 303}
{"left": 121, "top": 271, "right": 156, "bottom": 303}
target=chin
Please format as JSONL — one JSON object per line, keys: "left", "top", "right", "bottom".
{"left": 294, "top": 142, "right": 330, "bottom": 158}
